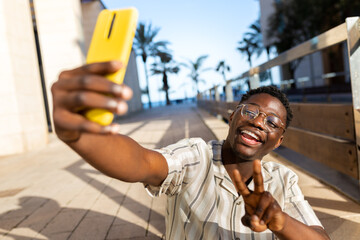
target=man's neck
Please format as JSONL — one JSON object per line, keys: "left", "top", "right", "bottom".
{"left": 221, "top": 140, "right": 255, "bottom": 185}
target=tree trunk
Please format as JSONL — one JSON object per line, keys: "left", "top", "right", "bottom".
{"left": 266, "top": 46, "right": 274, "bottom": 85}
{"left": 195, "top": 80, "right": 200, "bottom": 95}
{"left": 143, "top": 60, "right": 152, "bottom": 108}
{"left": 247, "top": 52, "right": 252, "bottom": 68}
{"left": 289, "top": 63, "right": 297, "bottom": 89}
{"left": 222, "top": 72, "right": 227, "bottom": 83}
{"left": 162, "top": 72, "right": 171, "bottom": 105}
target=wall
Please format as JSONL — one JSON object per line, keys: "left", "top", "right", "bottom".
{"left": 0, "top": 0, "right": 48, "bottom": 156}
{"left": 81, "top": 0, "right": 105, "bottom": 53}
{"left": 123, "top": 50, "right": 143, "bottom": 114}
{"left": 259, "top": 0, "right": 277, "bottom": 47}
{"left": 0, "top": 0, "right": 142, "bottom": 157}
{"left": 33, "top": 0, "right": 86, "bottom": 127}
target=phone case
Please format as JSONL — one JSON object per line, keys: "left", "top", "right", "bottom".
{"left": 85, "top": 8, "right": 138, "bottom": 126}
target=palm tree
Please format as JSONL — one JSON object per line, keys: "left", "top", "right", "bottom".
{"left": 244, "top": 19, "right": 264, "bottom": 58}
{"left": 150, "top": 51, "right": 180, "bottom": 105}
{"left": 237, "top": 37, "right": 260, "bottom": 89}
{"left": 215, "top": 60, "right": 231, "bottom": 83}
{"left": 245, "top": 19, "right": 273, "bottom": 85}
{"left": 237, "top": 36, "right": 259, "bottom": 68}
{"left": 182, "top": 55, "right": 210, "bottom": 95}
{"left": 133, "top": 22, "right": 169, "bottom": 108}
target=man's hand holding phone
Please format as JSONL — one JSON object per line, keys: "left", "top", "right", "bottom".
{"left": 51, "top": 61, "right": 133, "bottom": 143}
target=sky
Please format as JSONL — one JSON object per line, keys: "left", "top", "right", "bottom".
{"left": 101, "top": 0, "right": 271, "bottom": 104}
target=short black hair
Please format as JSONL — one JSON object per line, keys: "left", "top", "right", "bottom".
{"left": 240, "top": 86, "right": 293, "bottom": 128}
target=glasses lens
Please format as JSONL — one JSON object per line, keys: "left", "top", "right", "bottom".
{"left": 240, "top": 104, "right": 283, "bottom": 132}
{"left": 265, "top": 115, "right": 282, "bottom": 131}
{"left": 241, "top": 104, "right": 258, "bottom": 120}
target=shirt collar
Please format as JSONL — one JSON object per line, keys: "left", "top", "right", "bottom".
{"left": 211, "top": 140, "right": 274, "bottom": 197}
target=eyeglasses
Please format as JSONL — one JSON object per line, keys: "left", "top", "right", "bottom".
{"left": 236, "top": 104, "right": 285, "bottom": 132}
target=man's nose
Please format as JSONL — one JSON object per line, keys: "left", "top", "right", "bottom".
{"left": 251, "top": 113, "right": 267, "bottom": 131}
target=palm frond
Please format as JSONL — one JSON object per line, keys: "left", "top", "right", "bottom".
{"left": 195, "top": 55, "right": 209, "bottom": 67}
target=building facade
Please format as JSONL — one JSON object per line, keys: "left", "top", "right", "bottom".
{"left": 0, "top": 0, "right": 142, "bottom": 157}
{"left": 259, "top": 0, "right": 351, "bottom": 102}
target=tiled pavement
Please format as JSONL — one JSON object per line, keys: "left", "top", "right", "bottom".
{"left": 0, "top": 103, "right": 359, "bottom": 239}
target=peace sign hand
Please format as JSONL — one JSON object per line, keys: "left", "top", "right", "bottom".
{"left": 233, "top": 160, "right": 287, "bottom": 232}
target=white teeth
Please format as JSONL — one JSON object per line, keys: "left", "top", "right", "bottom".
{"left": 241, "top": 130, "right": 260, "bottom": 141}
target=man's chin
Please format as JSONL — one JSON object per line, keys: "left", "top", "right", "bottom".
{"left": 233, "top": 148, "right": 258, "bottom": 161}
{"left": 228, "top": 141, "right": 262, "bottom": 161}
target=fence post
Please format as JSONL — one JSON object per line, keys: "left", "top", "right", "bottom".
{"left": 346, "top": 17, "right": 360, "bottom": 186}
{"left": 249, "top": 73, "right": 260, "bottom": 89}
{"left": 225, "top": 80, "right": 234, "bottom": 102}
{"left": 214, "top": 85, "right": 220, "bottom": 101}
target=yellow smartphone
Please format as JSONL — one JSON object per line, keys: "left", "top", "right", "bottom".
{"left": 85, "top": 8, "right": 138, "bottom": 126}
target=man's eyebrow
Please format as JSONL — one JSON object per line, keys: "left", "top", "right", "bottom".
{"left": 248, "top": 102, "right": 281, "bottom": 118}
{"left": 248, "top": 103, "right": 260, "bottom": 107}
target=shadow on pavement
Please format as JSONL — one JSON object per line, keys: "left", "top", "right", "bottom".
{"left": 64, "top": 160, "right": 165, "bottom": 239}
{"left": 0, "top": 196, "right": 158, "bottom": 240}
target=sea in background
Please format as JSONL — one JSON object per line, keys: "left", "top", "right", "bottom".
{"left": 142, "top": 97, "right": 196, "bottom": 109}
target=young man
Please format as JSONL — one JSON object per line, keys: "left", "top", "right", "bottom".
{"left": 52, "top": 61, "right": 330, "bottom": 239}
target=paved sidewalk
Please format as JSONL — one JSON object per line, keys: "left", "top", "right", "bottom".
{"left": 0, "top": 103, "right": 359, "bottom": 239}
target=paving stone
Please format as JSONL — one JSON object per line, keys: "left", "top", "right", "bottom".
{"left": 321, "top": 215, "right": 360, "bottom": 240}
{"left": 106, "top": 221, "right": 148, "bottom": 239}
{"left": 38, "top": 208, "right": 87, "bottom": 239}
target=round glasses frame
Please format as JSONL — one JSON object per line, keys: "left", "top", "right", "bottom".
{"left": 236, "top": 104, "right": 286, "bottom": 132}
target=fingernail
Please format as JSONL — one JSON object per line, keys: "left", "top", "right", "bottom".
{"left": 260, "top": 220, "right": 265, "bottom": 225}
{"left": 112, "top": 84, "right": 123, "bottom": 94}
{"left": 103, "top": 125, "right": 112, "bottom": 133}
{"left": 110, "top": 124, "right": 120, "bottom": 134}
{"left": 122, "top": 87, "right": 133, "bottom": 99}
{"left": 116, "top": 102, "right": 127, "bottom": 114}
{"left": 110, "top": 60, "right": 122, "bottom": 68}
{"left": 107, "top": 100, "right": 118, "bottom": 108}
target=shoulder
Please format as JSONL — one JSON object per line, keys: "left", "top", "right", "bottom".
{"left": 155, "top": 138, "right": 212, "bottom": 167}
{"left": 165, "top": 137, "right": 208, "bottom": 150}
{"left": 261, "top": 161, "right": 305, "bottom": 206}
{"left": 262, "top": 161, "right": 296, "bottom": 175}
{"left": 148, "top": 138, "right": 213, "bottom": 196}
{"left": 262, "top": 161, "right": 299, "bottom": 184}
{"left": 157, "top": 138, "right": 208, "bottom": 155}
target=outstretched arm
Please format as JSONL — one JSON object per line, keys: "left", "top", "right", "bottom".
{"left": 233, "top": 160, "right": 330, "bottom": 240}
{"left": 52, "top": 61, "right": 168, "bottom": 186}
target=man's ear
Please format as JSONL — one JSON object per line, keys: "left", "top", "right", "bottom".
{"left": 274, "top": 135, "right": 284, "bottom": 149}
{"left": 229, "top": 111, "right": 235, "bottom": 125}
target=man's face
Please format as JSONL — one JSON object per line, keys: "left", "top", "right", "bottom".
{"left": 227, "top": 93, "right": 286, "bottom": 161}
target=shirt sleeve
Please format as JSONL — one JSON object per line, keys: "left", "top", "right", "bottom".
{"left": 283, "top": 171, "right": 323, "bottom": 227}
{"left": 145, "top": 138, "right": 208, "bottom": 197}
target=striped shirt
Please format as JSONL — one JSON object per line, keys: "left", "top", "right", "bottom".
{"left": 146, "top": 138, "right": 322, "bottom": 240}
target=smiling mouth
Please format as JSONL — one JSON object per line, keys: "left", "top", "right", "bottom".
{"left": 239, "top": 130, "right": 262, "bottom": 145}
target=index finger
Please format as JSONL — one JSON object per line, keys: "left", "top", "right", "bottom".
{"left": 253, "top": 160, "right": 264, "bottom": 194}
{"left": 233, "top": 169, "right": 251, "bottom": 197}
{"left": 60, "top": 61, "right": 122, "bottom": 79}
